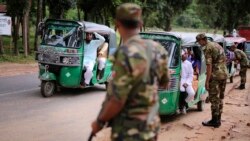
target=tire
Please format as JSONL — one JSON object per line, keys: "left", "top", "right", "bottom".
{"left": 197, "top": 100, "right": 205, "bottom": 111}
{"left": 160, "top": 115, "right": 168, "bottom": 122}
{"left": 230, "top": 76, "right": 233, "bottom": 83}
{"left": 41, "top": 81, "right": 56, "bottom": 97}
{"left": 105, "top": 82, "right": 109, "bottom": 90}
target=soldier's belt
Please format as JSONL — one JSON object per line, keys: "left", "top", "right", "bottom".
{"left": 123, "top": 119, "right": 146, "bottom": 130}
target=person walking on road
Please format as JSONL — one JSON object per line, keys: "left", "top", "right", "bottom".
{"left": 90, "top": 3, "right": 170, "bottom": 141}
{"left": 230, "top": 44, "right": 249, "bottom": 89}
{"left": 196, "top": 33, "right": 228, "bottom": 128}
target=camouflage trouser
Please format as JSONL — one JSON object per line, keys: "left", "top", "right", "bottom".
{"left": 208, "top": 79, "right": 226, "bottom": 116}
{"left": 111, "top": 118, "right": 158, "bottom": 141}
{"left": 239, "top": 66, "right": 247, "bottom": 84}
{"left": 112, "top": 134, "right": 157, "bottom": 141}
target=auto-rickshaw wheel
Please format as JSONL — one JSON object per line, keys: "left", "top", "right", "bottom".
{"left": 41, "top": 81, "right": 56, "bottom": 97}
{"left": 197, "top": 100, "right": 205, "bottom": 111}
{"left": 105, "top": 82, "right": 109, "bottom": 90}
{"left": 230, "top": 76, "right": 233, "bottom": 83}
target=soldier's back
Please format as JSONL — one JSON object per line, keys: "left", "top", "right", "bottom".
{"left": 235, "top": 49, "right": 249, "bottom": 66}
{"left": 110, "top": 35, "right": 168, "bottom": 141}
{"left": 205, "top": 41, "right": 227, "bottom": 80}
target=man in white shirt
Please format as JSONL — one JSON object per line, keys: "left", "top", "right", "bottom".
{"left": 179, "top": 50, "right": 195, "bottom": 114}
{"left": 83, "top": 32, "right": 105, "bottom": 86}
{"left": 97, "top": 40, "right": 109, "bottom": 79}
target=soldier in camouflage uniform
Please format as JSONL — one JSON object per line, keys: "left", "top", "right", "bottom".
{"left": 90, "top": 3, "right": 169, "bottom": 141}
{"left": 196, "top": 33, "right": 228, "bottom": 128}
{"left": 230, "top": 44, "right": 249, "bottom": 89}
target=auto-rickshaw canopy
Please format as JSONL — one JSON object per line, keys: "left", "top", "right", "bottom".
{"left": 168, "top": 32, "right": 225, "bottom": 46}
{"left": 79, "top": 21, "right": 117, "bottom": 55}
{"left": 225, "top": 37, "right": 246, "bottom": 44}
{"left": 168, "top": 32, "right": 199, "bottom": 46}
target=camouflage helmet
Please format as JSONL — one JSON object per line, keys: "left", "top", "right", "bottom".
{"left": 116, "top": 3, "right": 142, "bottom": 22}
{"left": 196, "top": 33, "right": 207, "bottom": 41}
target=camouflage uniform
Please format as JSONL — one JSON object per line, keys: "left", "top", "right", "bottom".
{"left": 234, "top": 49, "right": 249, "bottom": 85}
{"left": 106, "top": 35, "right": 169, "bottom": 141}
{"left": 94, "top": 4, "right": 169, "bottom": 140}
{"left": 202, "top": 41, "right": 227, "bottom": 117}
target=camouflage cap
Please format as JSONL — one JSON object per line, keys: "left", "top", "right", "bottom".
{"left": 196, "top": 33, "right": 207, "bottom": 41}
{"left": 116, "top": 3, "right": 142, "bottom": 22}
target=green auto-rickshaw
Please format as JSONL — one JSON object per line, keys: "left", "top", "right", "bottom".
{"left": 245, "top": 41, "right": 250, "bottom": 67}
{"left": 36, "top": 19, "right": 116, "bottom": 97}
{"left": 140, "top": 32, "right": 207, "bottom": 115}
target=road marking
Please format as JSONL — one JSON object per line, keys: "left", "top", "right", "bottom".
{"left": 0, "top": 88, "right": 40, "bottom": 96}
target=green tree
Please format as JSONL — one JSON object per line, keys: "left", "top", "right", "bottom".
{"left": 197, "top": 0, "right": 250, "bottom": 33}
{"left": 22, "top": 0, "right": 32, "bottom": 57}
{"left": 34, "top": 0, "right": 44, "bottom": 51}
{"left": 47, "top": 0, "right": 73, "bottom": 19}
{"left": 77, "top": 0, "right": 96, "bottom": 21}
{"left": 174, "top": 1, "right": 204, "bottom": 29}
{"left": 6, "top": 0, "right": 29, "bottom": 55}
{"left": 77, "top": 0, "right": 122, "bottom": 24}
{"left": 143, "top": 0, "right": 192, "bottom": 31}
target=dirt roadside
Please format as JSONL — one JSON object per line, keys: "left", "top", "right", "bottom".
{"left": 93, "top": 70, "right": 250, "bottom": 141}
{"left": 0, "top": 63, "right": 38, "bottom": 77}
{"left": 158, "top": 71, "right": 250, "bottom": 141}
{"left": 0, "top": 63, "right": 249, "bottom": 141}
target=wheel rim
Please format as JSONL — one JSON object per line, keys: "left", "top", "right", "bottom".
{"left": 44, "top": 82, "right": 55, "bottom": 95}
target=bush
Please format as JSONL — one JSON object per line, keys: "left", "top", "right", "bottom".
{"left": 0, "top": 54, "right": 35, "bottom": 63}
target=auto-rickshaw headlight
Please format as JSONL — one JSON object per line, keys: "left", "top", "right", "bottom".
{"left": 38, "top": 54, "right": 44, "bottom": 61}
{"left": 62, "top": 57, "right": 70, "bottom": 64}
{"left": 70, "top": 57, "right": 80, "bottom": 64}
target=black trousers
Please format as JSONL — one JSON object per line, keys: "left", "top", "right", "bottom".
{"left": 179, "top": 92, "right": 188, "bottom": 109}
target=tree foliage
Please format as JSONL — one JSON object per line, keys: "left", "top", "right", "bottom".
{"left": 47, "top": 0, "right": 73, "bottom": 19}
{"left": 77, "top": 0, "right": 192, "bottom": 30}
{"left": 4, "top": 0, "right": 250, "bottom": 57}
{"left": 6, "top": 0, "right": 29, "bottom": 55}
{"left": 134, "top": 0, "right": 192, "bottom": 30}
{"left": 6, "top": 0, "right": 29, "bottom": 17}
{"left": 197, "top": 0, "right": 250, "bottom": 32}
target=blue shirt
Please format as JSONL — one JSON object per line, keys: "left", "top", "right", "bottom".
{"left": 83, "top": 32, "right": 105, "bottom": 64}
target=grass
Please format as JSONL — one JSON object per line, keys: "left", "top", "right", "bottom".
{"left": 0, "top": 35, "right": 36, "bottom": 63}
{"left": 0, "top": 54, "right": 36, "bottom": 63}
{"left": 144, "top": 26, "right": 224, "bottom": 35}
{"left": 0, "top": 26, "right": 37, "bottom": 63}
{"left": 171, "top": 27, "right": 224, "bottom": 35}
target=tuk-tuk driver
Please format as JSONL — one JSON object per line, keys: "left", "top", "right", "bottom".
{"left": 82, "top": 32, "right": 105, "bottom": 86}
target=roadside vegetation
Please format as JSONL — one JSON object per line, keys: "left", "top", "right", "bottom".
{"left": 0, "top": 0, "right": 249, "bottom": 63}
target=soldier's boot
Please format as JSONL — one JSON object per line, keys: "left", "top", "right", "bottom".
{"left": 236, "top": 84, "right": 245, "bottom": 90}
{"left": 202, "top": 116, "right": 221, "bottom": 128}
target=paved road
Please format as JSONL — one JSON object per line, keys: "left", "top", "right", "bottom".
{"left": 0, "top": 74, "right": 40, "bottom": 95}
{"left": 0, "top": 72, "right": 246, "bottom": 141}
{"left": 0, "top": 74, "right": 106, "bottom": 141}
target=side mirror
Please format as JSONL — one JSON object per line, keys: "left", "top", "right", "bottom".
{"left": 38, "top": 22, "right": 45, "bottom": 36}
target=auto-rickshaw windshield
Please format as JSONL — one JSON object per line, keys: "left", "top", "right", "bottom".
{"left": 153, "top": 39, "right": 176, "bottom": 57}
{"left": 42, "top": 24, "right": 80, "bottom": 48}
